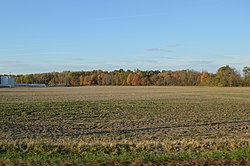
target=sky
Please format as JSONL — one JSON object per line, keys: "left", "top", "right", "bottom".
{"left": 0, "top": 0, "right": 250, "bottom": 74}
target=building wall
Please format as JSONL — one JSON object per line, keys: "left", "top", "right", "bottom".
{"left": 0, "top": 76, "right": 15, "bottom": 87}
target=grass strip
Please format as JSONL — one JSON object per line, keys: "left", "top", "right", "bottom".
{"left": 0, "top": 144, "right": 250, "bottom": 164}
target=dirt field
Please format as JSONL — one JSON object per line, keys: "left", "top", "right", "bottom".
{"left": 0, "top": 86, "right": 250, "bottom": 164}
{"left": 1, "top": 86, "right": 250, "bottom": 101}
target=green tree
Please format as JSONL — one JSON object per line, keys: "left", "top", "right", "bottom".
{"left": 213, "top": 65, "right": 241, "bottom": 87}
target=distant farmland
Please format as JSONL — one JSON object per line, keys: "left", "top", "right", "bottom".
{"left": 0, "top": 86, "right": 250, "bottom": 165}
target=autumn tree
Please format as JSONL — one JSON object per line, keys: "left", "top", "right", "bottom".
{"left": 13, "top": 66, "right": 249, "bottom": 87}
{"left": 79, "top": 75, "right": 84, "bottom": 86}
{"left": 89, "top": 72, "right": 98, "bottom": 85}
{"left": 126, "top": 73, "right": 133, "bottom": 85}
{"left": 102, "top": 73, "right": 112, "bottom": 85}
{"left": 243, "top": 66, "right": 250, "bottom": 86}
{"left": 131, "top": 74, "right": 140, "bottom": 86}
{"left": 200, "top": 71, "right": 210, "bottom": 86}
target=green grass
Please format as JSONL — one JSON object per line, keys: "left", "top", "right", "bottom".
{"left": 1, "top": 144, "right": 250, "bottom": 164}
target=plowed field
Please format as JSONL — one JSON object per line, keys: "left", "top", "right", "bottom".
{"left": 0, "top": 86, "right": 250, "bottom": 165}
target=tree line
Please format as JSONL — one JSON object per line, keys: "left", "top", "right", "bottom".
{"left": 14, "top": 65, "right": 250, "bottom": 87}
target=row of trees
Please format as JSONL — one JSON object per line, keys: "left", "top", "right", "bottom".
{"left": 15, "top": 66, "right": 250, "bottom": 87}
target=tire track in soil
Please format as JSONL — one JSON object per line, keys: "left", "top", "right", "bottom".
{"left": 1, "top": 119, "right": 249, "bottom": 138}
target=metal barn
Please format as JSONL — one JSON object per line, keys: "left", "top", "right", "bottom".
{"left": 0, "top": 76, "right": 15, "bottom": 87}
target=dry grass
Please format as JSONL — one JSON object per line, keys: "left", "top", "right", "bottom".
{"left": 1, "top": 86, "right": 250, "bottom": 102}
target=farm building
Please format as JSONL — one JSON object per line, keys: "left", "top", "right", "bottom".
{"left": 0, "top": 76, "right": 15, "bottom": 87}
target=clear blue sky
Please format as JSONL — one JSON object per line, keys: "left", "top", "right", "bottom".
{"left": 0, "top": 0, "right": 250, "bottom": 74}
